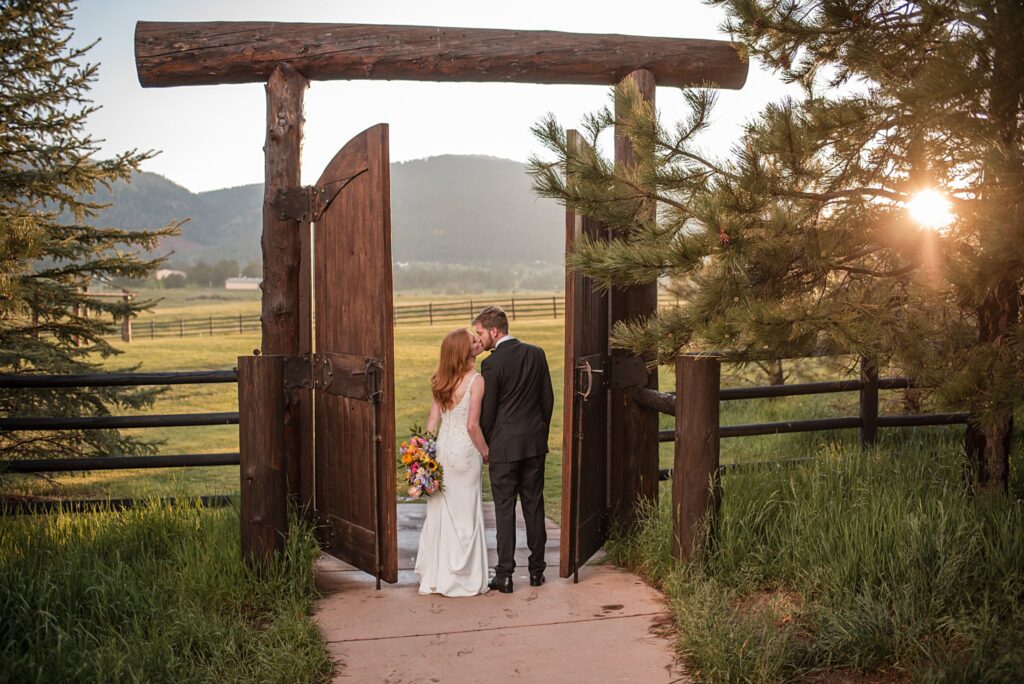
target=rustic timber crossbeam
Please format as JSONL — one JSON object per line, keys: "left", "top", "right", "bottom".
{"left": 134, "top": 22, "right": 748, "bottom": 88}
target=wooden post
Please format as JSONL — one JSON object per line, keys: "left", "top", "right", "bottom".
{"left": 179, "top": 319, "right": 183, "bottom": 338}
{"left": 428, "top": 302, "right": 433, "bottom": 325}
{"left": 238, "top": 354, "right": 288, "bottom": 566}
{"left": 608, "top": 69, "right": 660, "bottom": 528}
{"left": 261, "top": 63, "right": 308, "bottom": 503}
{"left": 859, "top": 356, "right": 878, "bottom": 448}
{"left": 121, "top": 315, "right": 132, "bottom": 343}
{"left": 238, "top": 313, "right": 244, "bottom": 334}
{"left": 208, "top": 315, "right": 213, "bottom": 336}
{"left": 511, "top": 297, "right": 516, "bottom": 320}
{"left": 150, "top": 320, "right": 154, "bottom": 339}
{"left": 552, "top": 296, "right": 557, "bottom": 318}
{"left": 673, "top": 355, "right": 721, "bottom": 562}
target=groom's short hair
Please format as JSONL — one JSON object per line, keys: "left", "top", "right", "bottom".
{"left": 473, "top": 306, "right": 509, "bottom": 334}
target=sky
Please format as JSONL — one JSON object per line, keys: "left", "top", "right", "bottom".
{"left": 70, "top": 0, "right": 798, "bottom": 193}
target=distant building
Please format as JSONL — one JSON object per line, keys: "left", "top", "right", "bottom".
{"left": 225, "top": 276, "right": 262, "bottom": 291}
{"left": 154, "top": 268, "right": 187, "bottom": 281}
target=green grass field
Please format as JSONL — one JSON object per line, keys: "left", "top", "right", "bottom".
{"left": 607, "top": 434, "right": 1024, "bottom": 682}
{"left": 6, "top": 290, "right": 1022, "bottom": 681}
{"left": 0, "top": 502, "right": 331, "bottom": 682}
{"left": 5, "top": 303, "right": 874, "bottom": 525}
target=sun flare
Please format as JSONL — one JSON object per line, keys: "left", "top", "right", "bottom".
{"left": 906, "top": 189, "right": 954, "bottom": 230}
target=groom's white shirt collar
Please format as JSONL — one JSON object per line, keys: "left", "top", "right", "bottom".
{"left": 494, "top": 335, "right": 517, "bottom": 349}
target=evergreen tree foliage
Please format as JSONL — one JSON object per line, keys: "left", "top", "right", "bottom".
{"left": 0, "top": 1, "right": 178, "bottom": 463}
{"left": 531, "top": 0, "right": 1023, "bottom": 493}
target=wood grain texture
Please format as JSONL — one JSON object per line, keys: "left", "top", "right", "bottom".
{"left": 560, "top": 130, "right": 611, "bottom": 580}
{"left": 672, "top": 355, "right": 720, "bottom": 562}
{"left": 608, "top": 70, "right": 660, "bottom": 530}
{"left": 134, "top": 21, "right": 748, "bottom": 89}
{"left": 261, "top": 64, "right": 308, "bottom": 503}
{"left": 312, "top": 124, "right": 398, "bottom": 584}
{"left": 238, "top": 354, "right": 288, "bottom": 567}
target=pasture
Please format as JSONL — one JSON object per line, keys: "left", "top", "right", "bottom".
{"left": 4, "top": 291, "right": 872, "bottom": 522}
{"left": 4, "top": 291, "right": 1021, "bottom": 681}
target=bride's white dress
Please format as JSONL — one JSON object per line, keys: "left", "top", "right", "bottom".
{"left": 415, "top": 373, "right": 490, "bottom": 597}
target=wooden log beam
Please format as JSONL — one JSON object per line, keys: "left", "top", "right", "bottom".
{"left": 134, "top": 22, "right": 748, "bottom": 89}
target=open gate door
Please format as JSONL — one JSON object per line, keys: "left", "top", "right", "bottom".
{"left": 312, "top": 124, "right": 397, "bottom": 586}
{"left": 560, "top": 130, "right": 611, "bottom": 581}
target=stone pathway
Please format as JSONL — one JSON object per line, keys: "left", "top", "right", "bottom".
{"left": 314, "top": 503, "right": 688, "bottom": 682}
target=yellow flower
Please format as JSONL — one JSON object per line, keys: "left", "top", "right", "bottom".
{"left": 401, "top": 454, "right": 412, "bottom": 465}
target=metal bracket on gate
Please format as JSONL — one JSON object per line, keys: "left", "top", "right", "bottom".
{"left": 610, "top": 356, "right": 649, "bottom": 390}
{"left": 283, "top": 352, "right": 382, "bottom": 401}
{"left": 283, "top": 354, "right": 313, "bottom": 390}
{"left": 271, "top": 171, "right": 369, "bottom": 223}
{"left": 271, "top": 185, "right": 341, "bottom": 223}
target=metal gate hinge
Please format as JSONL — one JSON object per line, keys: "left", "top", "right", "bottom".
{"left": 283, "top": 354, "right": 312, "bottom": 390}
{"left": 271, "top": 171, "right": 367, "bottom": 223}
{"left": 271, "top": 184, "right": 342, "bottom": 223}
{"left": 610, "top": 356, "right": 649, "bottom": 390}
{"left": 283, "top": 352, "right": 383, "bottom": 401}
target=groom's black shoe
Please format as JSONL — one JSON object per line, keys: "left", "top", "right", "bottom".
{"left": 529, "top": 571, "right": 545, "bottom": 587}
{"left": 488, "top": 575, "right": 513, "bottom": 594}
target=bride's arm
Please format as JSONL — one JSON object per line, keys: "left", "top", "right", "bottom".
{"left": 465, "top": 375, "right": 489, "bottom": 463}
{"left": 426, "top": 398, "right": 441, "bottom": 434}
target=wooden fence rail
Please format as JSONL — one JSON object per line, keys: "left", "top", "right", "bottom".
{"left": 645, "top": 355, "right": 971, "bottom": 562}
{"left": 0, "top": 370, "right": 240, "bottom": 515}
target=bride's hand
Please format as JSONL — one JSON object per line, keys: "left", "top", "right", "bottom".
{"left": 481, "top": 451, "right": 489, "bottom": 465}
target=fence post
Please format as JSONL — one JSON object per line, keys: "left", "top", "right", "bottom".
{"left": 208, "top": 315, "right": 214, "bottom": 336}
{"left": 239, "top": 313, "right": 243, "bottom": 334}
{"left": 511, "top": 296, "right": 516, "bottom": 320}
{"left": 150, "top": 320, "right": 155, "bottom": 340}
{"left": 469, "top": 298, "right": 474, "bottom": 320}
{"left": 552, "top": 296, "right": 557, "bottom": 318}
{"left": 673, "top": 355, "right": 721, "bottom": 562}
{"left": 859, "top": 356, "right": 878, "bottom": 449}
{"left": 121, "top": 315, "right": 132, "bottom": 343}
{"left": 238, "top": 354, "right": 288, "bottom": 567}
{"left": 428, "top": 302, "right": 433, "bottom": 325}
{"left": 179, "top": 319, "right": 184, "bottom": 338}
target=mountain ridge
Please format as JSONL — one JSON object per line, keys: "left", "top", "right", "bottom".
{"left": 85, "top": 155, "right": 565, "bottom": 267}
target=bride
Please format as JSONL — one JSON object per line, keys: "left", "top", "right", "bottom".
{"left": 414, "top": 328, "right": 490, "bottom": 597}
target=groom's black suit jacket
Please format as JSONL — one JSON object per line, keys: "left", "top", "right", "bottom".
{"left": 479, "top": 338, "right": 554, "bottom": 463}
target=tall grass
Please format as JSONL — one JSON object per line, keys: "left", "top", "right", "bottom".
{"left": 608, "top": 434, "right": 1024, "bottom": 682}
{"left": 0, "top": 502, "right": 331, "bottom": 683}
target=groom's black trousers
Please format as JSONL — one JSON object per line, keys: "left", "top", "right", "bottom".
{"left": 488, "top": 455, "right": 547, "bottom": 579}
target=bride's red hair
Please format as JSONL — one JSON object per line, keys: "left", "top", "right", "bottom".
{"left": 431, "top": 329, "right": 474, "bottom": 410}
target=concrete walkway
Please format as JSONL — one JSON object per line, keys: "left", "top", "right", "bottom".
{"left": 314, "top": 503, "right": 688, "bottom": 683}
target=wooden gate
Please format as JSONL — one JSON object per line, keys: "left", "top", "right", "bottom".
{"left": 560, "top": 130, "right": 611, "bottom": 581}
{"left": 311, "top": 124, "right": 397, "bottom": 586}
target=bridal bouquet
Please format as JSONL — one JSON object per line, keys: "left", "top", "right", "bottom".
{"left": 399, "top": 429, "right": 443, "bottom": 498}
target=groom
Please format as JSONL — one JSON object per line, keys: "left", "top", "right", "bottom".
{"left": 474, "top": 306, "right": 554, "bottom": 593}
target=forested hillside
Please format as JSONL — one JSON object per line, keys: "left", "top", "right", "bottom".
{"left": 80, "top": 155, "right": 565, "bottom": 268}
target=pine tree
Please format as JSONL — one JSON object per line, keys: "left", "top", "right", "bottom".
{"left": 531, "top": 0, "right": 1023, "bottom": 494}
{"left": 1, "top": 1, "right": 178, "bottom": 465}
